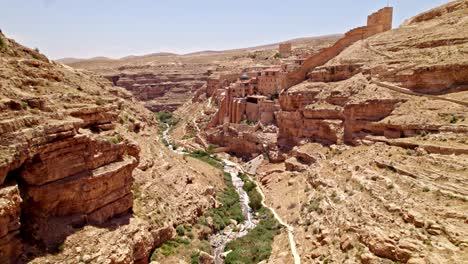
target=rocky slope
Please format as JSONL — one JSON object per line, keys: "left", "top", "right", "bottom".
{"left": 0, "top": 33, "right": 227, "bottom": 263}
{"left": 173, "top": 1, "right": 468, "bottom": 263}
{"left": 275, "top": 2, "right": 468, "bottom": 263}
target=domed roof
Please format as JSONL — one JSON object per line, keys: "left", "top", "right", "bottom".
{"left": 240, "top": 73, "right": 250, "bottom": 80}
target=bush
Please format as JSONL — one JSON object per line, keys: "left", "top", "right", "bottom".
{"left": 239, "top": 174, "right": 263, "bottom": 211}
{"left": 108, "top": 135, "right": 123, "bottom": 144}
{"left": 156, "top": 111, "right": 178, "bottom": 126}
{"left": 150, "top": 235, "right": 191, "bottom": 260}
{"left": 450, "top": 115, "right": 459, "bottom": 124}
{"left": 248, "top": 190, "right": 263, "bottom": 211}
{"left": 190, "top": 252, "right": 200, "bottom": 264}
{"left": 176, "top": 225, "right": 185, "bottom": 236}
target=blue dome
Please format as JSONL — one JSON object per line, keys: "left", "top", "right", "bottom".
{"left": 240, "top": 73, "right": 250, "bottom": 80}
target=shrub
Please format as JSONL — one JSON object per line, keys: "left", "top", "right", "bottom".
{"left": 108, "top": 135, "right": 123, "bottom": 144}
{"left": 156, "top": 111, "right": 178, "bottom": 126}
{"left": 175, "top": 225, "right": 185, "bottom": 236}
{"left": 190, "top": 252, "right": 200, "bottom": 264}
{"left": 239, "top": 174, "right": 263, "bottom": 211}
{"left": 248, "top": 189, "right": 263, "bottom": 211}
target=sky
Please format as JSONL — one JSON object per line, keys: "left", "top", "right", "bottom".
{"left": 0, "top": 0, "right": 449, "bottom": 59}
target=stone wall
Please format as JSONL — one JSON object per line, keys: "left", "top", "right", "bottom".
{"left": 285, "top": 7, "right": 393, "bottom": 88}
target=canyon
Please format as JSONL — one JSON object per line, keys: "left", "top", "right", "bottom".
{"left": 0, "top": 1, "right": 467, "bottom": 264}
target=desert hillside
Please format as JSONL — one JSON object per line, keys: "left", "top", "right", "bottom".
{"left": 1, "top": 1, "right": 467, "bottom": 264}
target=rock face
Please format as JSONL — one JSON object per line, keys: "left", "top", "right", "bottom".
{"left": 0, "top": 32, "right": 227, "bottom": 264}
{"left": 0, "top": 41, "right": 140, "bottom": 259}
{"left": 0, "top": 185, "right": 22, "bottom": 263}
{"left": 0, "top": 100, "right": 139, "bottom": 251}
{"left": 107, "top": 69, "right": 208, "bottom": 112}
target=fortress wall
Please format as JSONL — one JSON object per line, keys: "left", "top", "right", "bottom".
{"left": 285, "top": 7, "right": 393, "bottom": 88}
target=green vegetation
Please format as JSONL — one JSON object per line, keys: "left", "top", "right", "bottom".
{"left": 223, "top": 173, "right": 280, "bottom": 263}
{"left": 273, "top": 52, "right": 281, "bottom": 59}
{"left": 199, "top": 172, "right": 244, "bottom": 231}
{"left": 245, "top": 119, "right": 254, "bottom": 126}
{"left": 150, "top": 236, "right": 191, "bottom": 259}
{"left": 190, "top": 240, "right": 211, "bottom": 264}
{"left": 304, "top": 197, "right": 323, "bottom": 214}
{"left": 156, "top": 111, "right": 179, "bottom": 127}
{"left": 225, "top": 207, "right": 281, "bottom": 264}
{"left": 52, "top": 242, "right": 65, "bottom": 253}
{"left": 20, "top": 101, "right": 29, "bottom": 110}
{"left": 187, "top": 150, "right": 223, "bottom": 170}
{"left": 270, "top": 93, "right": 279, "bottom": 100}
{"left": 108, "top": 135, "right": 123, "bottom": 144}
{"left": 176, "top": 225, "right": 186, "bottom": 236}
{"left": 207, "top": 144, "right": 219, "bottom": 153}
{"left": 239, "top": 173, "right": 263, "bottom": 211}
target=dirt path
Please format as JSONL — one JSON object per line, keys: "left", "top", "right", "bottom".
{"left": 372, "top": 79, "right": 468, "bottom": 107}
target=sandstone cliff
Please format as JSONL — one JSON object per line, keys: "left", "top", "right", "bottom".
{"left": 0, "top": 33, "right": 227, "bottom": 263}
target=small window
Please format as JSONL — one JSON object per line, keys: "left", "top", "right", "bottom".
{"left": 247, "top": 97, "right": 258, "bottom": 104}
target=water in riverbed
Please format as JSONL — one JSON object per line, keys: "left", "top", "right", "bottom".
{"left": 162, "top": 125, "right": 257, "bottom": 263}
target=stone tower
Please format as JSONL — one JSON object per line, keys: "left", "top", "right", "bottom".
{"left": 279, "top": 43, "right": 292, "bottom": 58}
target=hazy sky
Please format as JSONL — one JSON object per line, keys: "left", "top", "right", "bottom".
{"left": 0, "top": 0, "right": 449, "bottom": 59}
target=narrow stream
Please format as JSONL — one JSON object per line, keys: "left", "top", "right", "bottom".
{"left": 162, "top": 124, "right": 257, "bottom": 263}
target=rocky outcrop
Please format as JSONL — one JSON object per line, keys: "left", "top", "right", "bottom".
{"left": 0, "top": 104, "right": 139, "bottom": 252}
{"left": 205, "top": 124, "right": 278, "bottom": 159}
{"left": 108, "top": 70, "right": 208, "bottom": 112}
{"left": 0, "top": 185, "right": 22, "bottom": 264}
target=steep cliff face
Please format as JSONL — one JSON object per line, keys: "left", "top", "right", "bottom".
{"left": 0, "top": 33, "right": 226, "bottom": 263}
{"left": 106, "top": 67, "right": 208, "bottom": 112}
